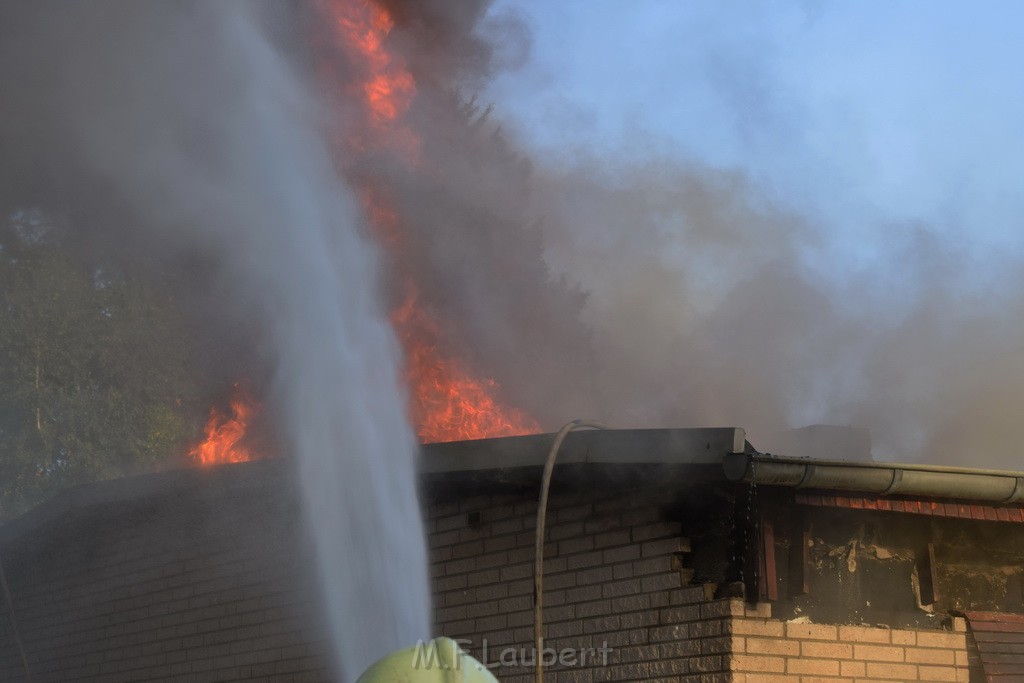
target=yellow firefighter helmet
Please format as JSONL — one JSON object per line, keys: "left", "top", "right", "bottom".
{"left": 356, "top": 637, "right": 499, "bottom": 683}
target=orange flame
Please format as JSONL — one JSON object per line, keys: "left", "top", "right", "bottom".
{"left": 392, "top": 284, "right": 539, "bottom": 442}
{"left": 326, "top": 0, "right": 420, "bottom": 158}
{"left": 190, "top": 387, "right": 256, "bottom": 466}
{"left": 326, "top": 0, "right": 540, "bottom": 442}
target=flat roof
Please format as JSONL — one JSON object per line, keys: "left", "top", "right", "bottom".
{"left": 5, "top": 426, "right": 1024, "bottom": 548}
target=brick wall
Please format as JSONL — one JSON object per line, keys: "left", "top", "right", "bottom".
{"left": 0, "top": 459, "right": 990, "bottom": 683}
{"left": 426, "top": 486, "right": 736, "bottom": 683}
{"left": 427, "top": 484, "right": 980, "bottom": 683}
{"left": 0, "top": 464, "right": 332, "bottom": 682}
{"left": 731, "top": 608, "right": 972, "bottom": 683}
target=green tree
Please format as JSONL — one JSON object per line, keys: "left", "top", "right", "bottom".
{"left": 0, "top": 211, "right": 204, "bottom": 519}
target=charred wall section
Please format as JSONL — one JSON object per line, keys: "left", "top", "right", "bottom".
{"left": 754, "top": 487, "right": 1024, "bottom": 630}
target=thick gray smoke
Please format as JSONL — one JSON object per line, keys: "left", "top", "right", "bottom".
{"left": 532, "top": 158, "right": 1020, "bottom": 466}
{"left": 0, "top": 1, "right": 429, "bottom": 678}
{"left": 375, "top": 1, "right": 1024, "bottom": 469}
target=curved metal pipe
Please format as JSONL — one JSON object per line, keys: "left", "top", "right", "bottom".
{"left": 535, "top": 419, "right": 608, "bottom": 683}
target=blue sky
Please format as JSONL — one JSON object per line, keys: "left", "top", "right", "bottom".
{"left": 483, "top": 1, "right": 1024, "bottom": 269}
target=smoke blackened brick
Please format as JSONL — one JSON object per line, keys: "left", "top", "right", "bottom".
{"left": 426, "top": 485, "right": 734, "bottom": 682}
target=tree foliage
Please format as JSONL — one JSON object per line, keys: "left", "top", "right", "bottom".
{"left": 0, "top": 211, "right": 204, "bottom": 519}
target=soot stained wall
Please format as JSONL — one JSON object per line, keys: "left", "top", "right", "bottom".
{"left": 758, "top": 495, "right": 1024, "bottom": 629}
{"left": 1, "top": 455, "right": 1020, "bottom": 683}
{"left": 0, "top": 462, "right": 333, "bottom": 682}
{"left": 424, "top": 467, "right": 740, "bottom": 683}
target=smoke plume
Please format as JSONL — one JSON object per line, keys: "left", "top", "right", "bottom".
{"left": 366, "top": 1, "right": 1024, "bottom": 469}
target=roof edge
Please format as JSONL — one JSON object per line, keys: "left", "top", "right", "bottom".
{"left": 419, "top": 427, "right": 746, "bottom": 474}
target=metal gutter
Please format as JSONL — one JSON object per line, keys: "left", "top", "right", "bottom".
{"left": 723, "top": 452, "right": 1024, "bottom": 504}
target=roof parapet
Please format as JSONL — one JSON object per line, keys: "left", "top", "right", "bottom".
{"left": 420, "top": 427, "right": 746, "bottom": 473}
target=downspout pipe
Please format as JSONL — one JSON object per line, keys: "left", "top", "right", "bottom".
{"left": 723, "top": 453, "right": 1024, "bottom": 504}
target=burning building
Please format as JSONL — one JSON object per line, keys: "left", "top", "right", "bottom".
{"left": 2, "top": 428, "right": 1024, "bottom": 681}
{"left": 4, "top": 1, "right": 1024, "bottom": 682}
